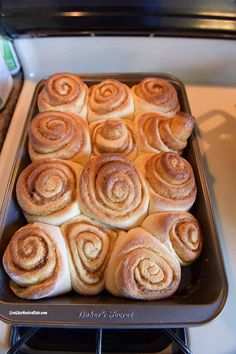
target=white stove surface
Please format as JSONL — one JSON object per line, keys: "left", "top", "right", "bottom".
{"left": 186, "top": 86, "right": 236, "bottom": 354}
{"left": 0, "top": 37, "right": 236, "bottom": 354}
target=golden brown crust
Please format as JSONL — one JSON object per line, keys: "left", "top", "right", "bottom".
{"left": 135, "top": 111, "right": 195, "bottom": 154}
{"left": 90, "top": 119, "right": 137, "bottom": 160}
{"left": 141, "top": 212, "right": 203, "bottom": 266}
{"left": 78, "top": 154, "right": 149, "bottom": 229}
{"left": 105, "top": 227, "right": 181, "bottom": 300}
{"left": 28, "top": 111, "right": 91, "bottom": 165}
{"left": 16, "top": 159, "right": 82, "bottom": 225}
{"left": 6, "top": 74, "right": 202, "bottom": 302}
{"left": 38, "top": 73, "right": 88, "bottom": 118}
{"left": 135, "top": 152, "right": 197, "bottom": 212}
{"left": 88, "top": 79, "right": 134, "bottom": 122}
{"left": 132, "top": 78, "right": 180, "bottom": 117}
{"left": 3, "top": 223, "right": 71, "bottom": 299}
{"left": 61, "top": 215, "right": 117, "bottom": 295}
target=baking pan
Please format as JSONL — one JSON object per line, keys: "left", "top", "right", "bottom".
{"left": 0, "top": 73, "right": 228, "bottom": 328}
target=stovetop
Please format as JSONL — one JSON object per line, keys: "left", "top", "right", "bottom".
{"left": 0, "top": 36, "right": 235, "bottom": 354}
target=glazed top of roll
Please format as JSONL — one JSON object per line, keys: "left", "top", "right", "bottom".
{"left": 90, "top": 119, "right": 137, "bottom": 159}
{"left": 135, "top": 111, "right": 195, "bottom": 154}
{"left": 132, "top": 77, "right": 180, "bottom": 117}
{"left": 38, "top": 73, "right": 87, "bottom": 112}
{"left": 16, "top": 159, "right": 78, "bottom": 216}
{"left": 3, "top": 222, "right": 71, "bottom": 299}
{"left": 88, "top": 79, "right": 134, "bottom": 121}
{"left": 28, "top": 111, "right": 90, "bottom": 161}
{"left": 61, "top": 214, "right": 117, "bottom": 295}
{"left": 141, "top": 211, "right": 203, "bottom": 266}
{"left": 78, "top": 153, "right": 149, "bottom": 229}
{"left": 145, "top": 152, "right": 196, "bottom": 200}
{"left": 3, "top": 224, "right": 58, "bottom": 285}
{"left": 105, "top": 227, "right": 181, "bottom": 300}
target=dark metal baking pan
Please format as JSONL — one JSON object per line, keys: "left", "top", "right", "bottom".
{"left": 0, "top": 73, "right": 228, "bottom": 328}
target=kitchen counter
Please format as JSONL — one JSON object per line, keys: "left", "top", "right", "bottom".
{"left": 0, "top": 71, "right": 23, "bottom": 151}
{"left": 0, "top": 71, "right": 23, "bottom": 354}
{"left": 187, "top": 85, "right": 236, "bottom": 354}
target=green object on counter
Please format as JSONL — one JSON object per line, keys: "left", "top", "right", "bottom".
{"left": 0, "top": 53, "right": 13, "bottom": 110}
{"left": 0, "top": 36, "right": 20, "bottom": 75}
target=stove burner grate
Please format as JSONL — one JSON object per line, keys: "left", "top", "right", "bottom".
{"left": 8, "top": 326, "right": 192, "bottom": 354}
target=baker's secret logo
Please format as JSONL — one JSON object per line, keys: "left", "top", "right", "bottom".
{"left": 78, "top": 310, "right": 135, "bottom": 319}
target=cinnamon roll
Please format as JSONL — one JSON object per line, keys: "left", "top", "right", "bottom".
{"left": 142, "top": 212, "right": 203, "bottom": 266}
{"left": 61, "top": 215, "right": 117, "bottom": 295}
{"left": 3, "top": 223, "right": 71, "bottom": 299}
{"left": 87, "top": 79, "right": 134, "bottom": 122}
{"left": 90, "top": 119, "right": 137, "bottom": 160}
{"left": 135, "top": 152, "right": 197, "bottom": 213}
{"left": 38, "top": 73, "right": 88, "bottom": 118}
{"left": 135, "top": 111, "right": 195, "bottom": 155}
{"left": 28, "top": 111, "right": 91, "bottom": 165}
{"left": 106, "top": 227, "right": 181, "bottom": 300}
{"left": 78, "top": 154, "right": 149, "bottom": 229}
{"left": 16, "top": 159, "right": 83, "bottom": 225}
{"left": 132, "top": 77, "right": 180, "bottom": 117}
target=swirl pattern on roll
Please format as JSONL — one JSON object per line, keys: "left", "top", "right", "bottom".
{"left": 135, "top": 152, "right": 197, "bottom": 212}
{"left": 142, "top": 212, "right": 203, "bottom": 266}
{"left": 37, "top": 73, "right": 88, "bottom": 118}
{"left": 28, "top": 111, "right": 91, "bottom": 164}
{"left": 135, "top": 111, "right": 195, "bottom": 154}
{"left": 90, "top": 119, "right": 137, "bottom": 160}
{"left": 61, "top": 215, "right": 117, "bottom": 295}
{"left": 132, "top": 77, "right": 180, "bottom": 117}
{"left": 78, "top": 154, "right": 149, "bottom": 229}
{"left": 3, "top": 223, "right": 71, "bottom": 299}
{"left": 106, "top": 227, "right": 181, "bottom": 300}
{"left": 16, "top": 159, "right": 82, "bottom": 225}
{"left": 88, "top": 79, "right": 134, "bottom": 122}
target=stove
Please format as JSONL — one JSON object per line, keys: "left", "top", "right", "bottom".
{"left": 0, "top": 34, "right": 235, "bottom": 354}
{"left": 8, "top": 327, "right": 190, "bottom": 354}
